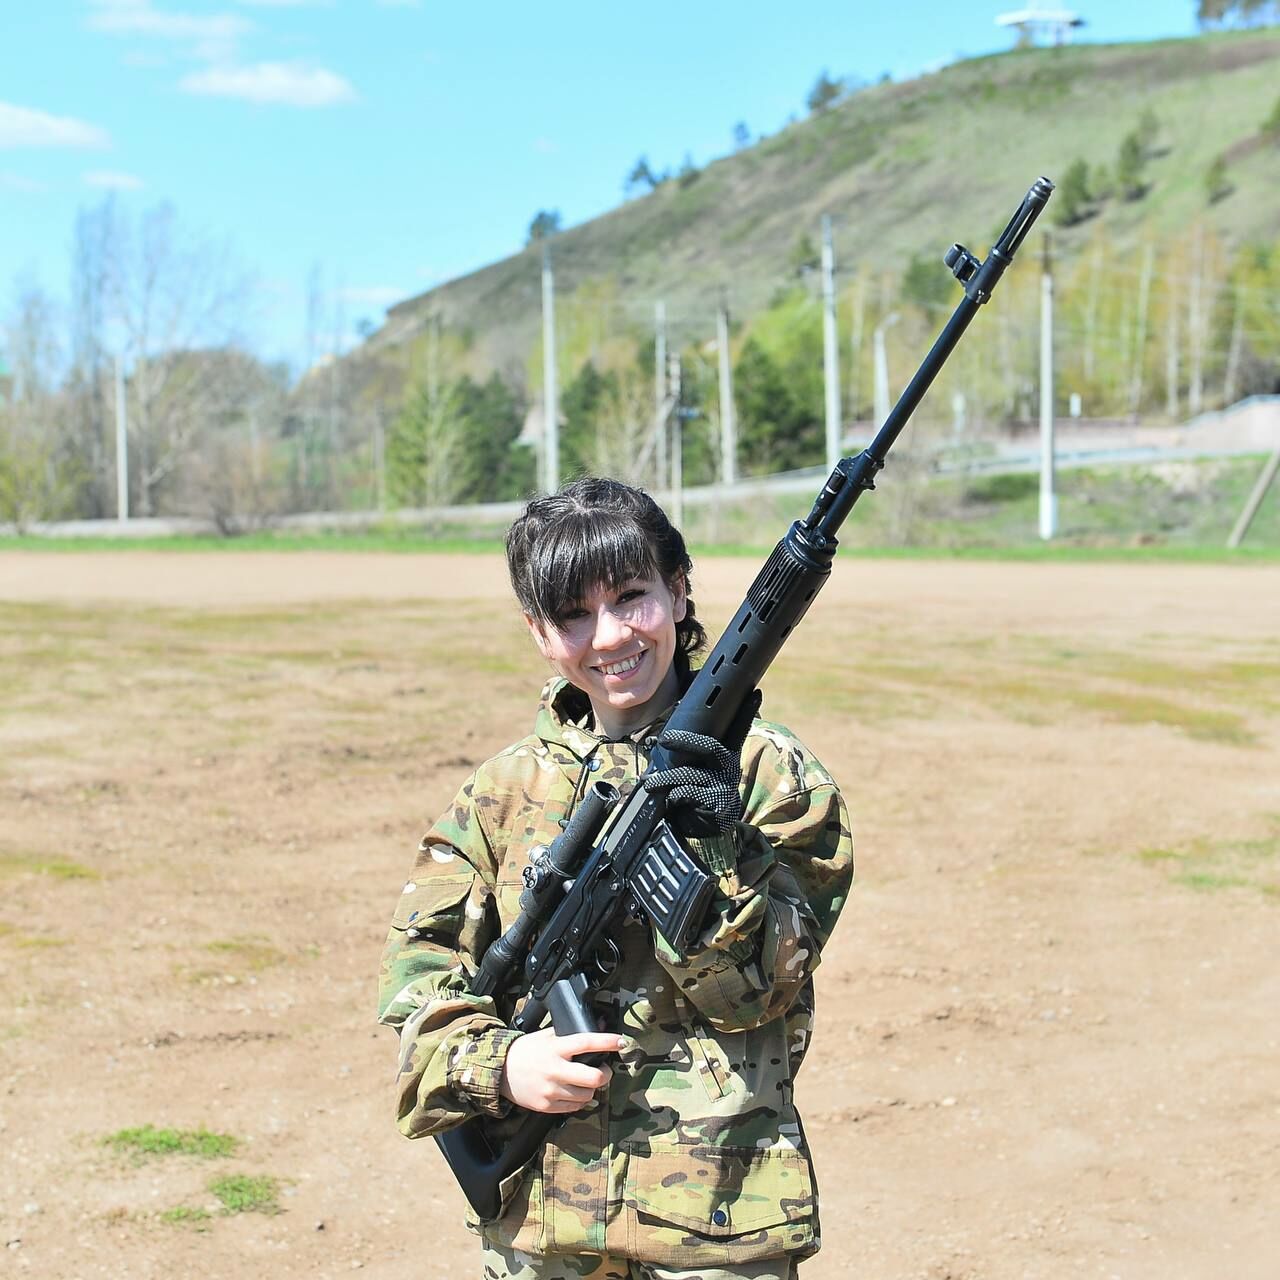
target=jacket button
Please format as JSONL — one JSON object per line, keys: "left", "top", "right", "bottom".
{"left": 589, "top": 757, "right": 602, "bottom": 771}
{"left": 711, "top": 1209, "right": 728, "bottom": 1227}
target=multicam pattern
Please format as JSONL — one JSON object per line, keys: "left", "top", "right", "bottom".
{"left": 378, "top": 678, "right": 853, "bottom": 1267}
{"left": 481, "top": 1238, "right": 800, "bottom": 1279}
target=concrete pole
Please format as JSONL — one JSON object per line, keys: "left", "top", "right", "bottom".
{"left": 654, "top": 301, "right": 667, "bottom": 490}
{"left": 821, "top": 215, "right": 841, "bottom": 468}
{"left": 374, "top": 414, "right": 386, "bottom": 511}
{"left": 1039, "top": 233, "right": 1057, "bottom": 540}
{"left": 716, "top": 299, "right": 736, "bottom": 486}
{"left": 114, "top": 354, "right": 129, "bottom": 523}
{"left": 872, "top": 313, "right": 899, "bottom": 427}
{"left": 541, "top": 243, "right": 559, "bottom": 493}
{"left": 1227, "top": 446, "right": 1280, "bottom": 549}
{"left": 668, "top": 354, "right": 683, "bottom": 529}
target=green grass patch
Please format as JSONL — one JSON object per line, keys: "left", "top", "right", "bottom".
{"left": 0, "top": 851, "right": 99, "bottom": 880}
{"left": 105, "top": 1125, "right": 239, "bottom": 1161}
{"left": 159, "top": 1205, "right": 213, "bottom": 1227}
{"left": 204, "top": 936, "right": 285, "bottom": 972}
{"left": 1137, "top": 825, "right": 1279, "bottom": 898}
{"left": 208, "top": 1173, "right": 281, "bottom": 1215}
{"left": 1060, "top": 688, "right": 1256, "bottom": 746}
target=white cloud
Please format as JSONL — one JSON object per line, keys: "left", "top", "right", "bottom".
{"left": 0, "top": 102, "right": 111, "bottom": 149}
{"left": 84, "top": 169, "right": 146, "bottom": 190}
{"left": 179, "top": 61, "right": 357, "bottom": 106}
{"left": 0, "top": 171, "right": 47, "bottom": 193}
{"left": 88, "top": 0, "right": 250, "bottom": 42}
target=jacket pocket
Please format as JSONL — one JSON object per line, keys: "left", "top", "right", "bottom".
{"left": 623, "top": 1139, "right": 816, "bottom": 1264}
{"left": 391, "top": 872, "right": 475, "bottom": 940}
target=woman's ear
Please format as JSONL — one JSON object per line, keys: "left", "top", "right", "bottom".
{"left": 671, "top": 575, "right": 688, "bottom": 624}
{"left": 523, "top": 613, "right": 551, "bottom": 658}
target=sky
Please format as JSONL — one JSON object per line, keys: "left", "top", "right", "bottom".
{"left": 2, "top": 0, "right": 1203, "bottom": 372}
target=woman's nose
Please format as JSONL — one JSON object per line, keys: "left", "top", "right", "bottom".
{"left": 592, "top": 608, "right": 630, "bottom": 649}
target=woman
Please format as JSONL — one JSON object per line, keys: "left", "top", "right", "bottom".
{"left": 378, "top": 477, "right": 853, "bottom": 1280}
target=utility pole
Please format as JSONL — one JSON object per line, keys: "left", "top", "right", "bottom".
{"left": 114, "top": 354, "right": 129, "bottom": 522}
{"left": 654, "top": 301, "right": 667, "bottom": 491}
{"left": 1039, "top": 232, "right": 1056, "bottom": 540}
{"left": 668, "top": 353, "right": 683, "bottom": 529}
{"left": 373, "top": 412, "right": 386, "bottom": 511}
{"left": 821, "top": 215, "right": 841, "bottom": 468}
{"left": 872, "top": 313, "right": 899, "bottom": 427}
{"left": 716, "top": 296, "right": 736, "bottom": 486}
{"left": 541, "top": 242, "right": 559, "bottom": 493}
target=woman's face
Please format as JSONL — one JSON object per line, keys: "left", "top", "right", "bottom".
{"left": 525, "top": 573, "right": 687, "bottom": 739}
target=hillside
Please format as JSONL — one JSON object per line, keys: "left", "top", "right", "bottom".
{"left": 367, "top": 27, "right": 1280, "bottom": 379}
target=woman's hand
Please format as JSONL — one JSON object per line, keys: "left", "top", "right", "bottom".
{"left": 499, "top": 1028, "right": 622, "bottom": 1113}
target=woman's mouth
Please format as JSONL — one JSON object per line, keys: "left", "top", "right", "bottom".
{"left": 597, "top": 650, "right": 645, "bottom": 680}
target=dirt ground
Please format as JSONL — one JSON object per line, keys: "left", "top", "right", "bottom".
{"left": 1, "top": 551, "right": 1277, "bottom": 1280}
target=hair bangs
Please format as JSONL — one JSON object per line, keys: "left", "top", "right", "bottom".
{"left": 531, "top": 512, "right": 657, "bottom": 628}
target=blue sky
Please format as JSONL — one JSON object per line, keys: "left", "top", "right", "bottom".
{"left": 2, "top": 0, "right": 1201, "bottom": 370}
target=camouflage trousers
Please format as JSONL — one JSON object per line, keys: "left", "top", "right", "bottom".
{"left": 481, "top": 1240, "right": 801, "bottom": 1280}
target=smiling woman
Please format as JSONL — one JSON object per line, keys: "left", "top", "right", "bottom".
{"left": 376, "top": 475, "right": 853, "bottom": 1280}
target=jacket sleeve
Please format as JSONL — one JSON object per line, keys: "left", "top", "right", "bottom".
{"left": 650, "top": 722, "right": 853, "bottom": 1033}
{"left": 376, "top": 770, "right": 523, "bottom": 1139}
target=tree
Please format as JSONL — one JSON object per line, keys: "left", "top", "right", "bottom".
{"left": 733, "top": 337, "right": 820, "bottom": 475}
{"left": 806, "top": 70, "right": 843, "bottom": 115}
{"left": 526, "top": 209, "right": 562, "bottom": 245}
{"left": 901, "top": 251, "right": 953, "bottom": 312}
{"left": 1204, "top": 153, "right": 1232, "bottom": 203}
{"left": 1054, "top": 158, "right": 1092, "bottom": 226}
{"left": 1137, "top": 108, "right": 1160, "bottom": 157}
{"left": 1115, "top": 131, "right": 1147, "bottom": 201}
{"left": 788, "top": 233, "right": 820, "bottom": 278}
{"left": 1263, "top": 92, "right": 1280, "bottom": 139}
{"left": 1197, "top": 0, "right": 1280, "bottom": 26}
{"left": 625, "top": 156, "right": 659, "bottom": 198}
{"left": 69, "top": 197, "right": 255, "bottom": 517}
{"left": 676, "top": 153, "right": 699, "bottom": 188}
{"left": 732, "top": 121, "right": 751, "bottom": 150}
{"left": 0, "top": 280, "right": 80, "bottom": 529}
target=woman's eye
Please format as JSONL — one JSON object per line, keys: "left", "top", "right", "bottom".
{"left": 618, "top": 588, "right": 645, "bottom": 603}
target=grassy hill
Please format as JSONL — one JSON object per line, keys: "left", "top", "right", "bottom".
{"left": 366, "top": 27, "right": 1280, "bottom": 381}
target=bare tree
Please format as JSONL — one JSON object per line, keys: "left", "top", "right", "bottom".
{"left": 73, "top": 197, "right": 254, "bottom": 516}
{"left": 0, "top": 280, "right": 78, "bottom": 529}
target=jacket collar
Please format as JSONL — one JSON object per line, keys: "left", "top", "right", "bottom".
{"left": 532, "top": 675, "right": 684, "bottom": 760}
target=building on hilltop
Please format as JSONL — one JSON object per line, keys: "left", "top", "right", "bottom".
{"left": 996, "top": 4, "right": 1085, "bottom": 46}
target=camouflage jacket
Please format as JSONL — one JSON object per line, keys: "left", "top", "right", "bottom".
{"left": 377, "top": 677, "right": 853, "bottom": 1267}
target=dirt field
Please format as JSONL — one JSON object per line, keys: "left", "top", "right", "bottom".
{"left": 1, "top": 551, "right": 1277, "bottom": 1280}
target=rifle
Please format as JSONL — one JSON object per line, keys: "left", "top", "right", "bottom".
{"left": 436, "top": 177, "right": 1054, "bottom": 1220}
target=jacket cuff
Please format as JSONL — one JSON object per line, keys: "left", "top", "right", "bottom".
{"left": 684, "top": 828, "right": 740, "bottom": 876}
{"left": 446, "top": 1025, "right": 523, "bottom": 1119}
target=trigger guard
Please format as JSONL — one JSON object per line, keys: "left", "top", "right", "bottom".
{"left": 591, "top": 938, "right": 621, "bottom": 983}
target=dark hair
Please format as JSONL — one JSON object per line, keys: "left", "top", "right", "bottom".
{"left": 505, "top": 476, "right": 707, "bottom": 666}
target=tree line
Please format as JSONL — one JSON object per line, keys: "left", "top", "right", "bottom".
{"left": 4, "top": 189, "right": 1280, "bottom": 531}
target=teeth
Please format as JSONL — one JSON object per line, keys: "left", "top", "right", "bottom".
{"left": 600, "top": 652, "right": 643, "bottom": 677}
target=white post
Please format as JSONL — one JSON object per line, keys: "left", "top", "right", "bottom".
{"left": 668, "top": 354, "right": 683, "bottom": 528}
{"left": 654, "top": 301, "right": 667, "bottom": 490}
{"left": 541, "top": 243, "right": 559, "bottom": 493}
{"left": 1039, "top": 234, "right": 1056, "bottom": 540}
{"left": 114, "top": 354, "right": 129, "bottom": 523}
{"left": 821, "top": 215, "right": 841, "bottom": 468}
{"left": 872, "top": 313, "right": 899, "bottom": 427}
{"left": 716, "top": 299, "right": 736, "bottom": 486}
